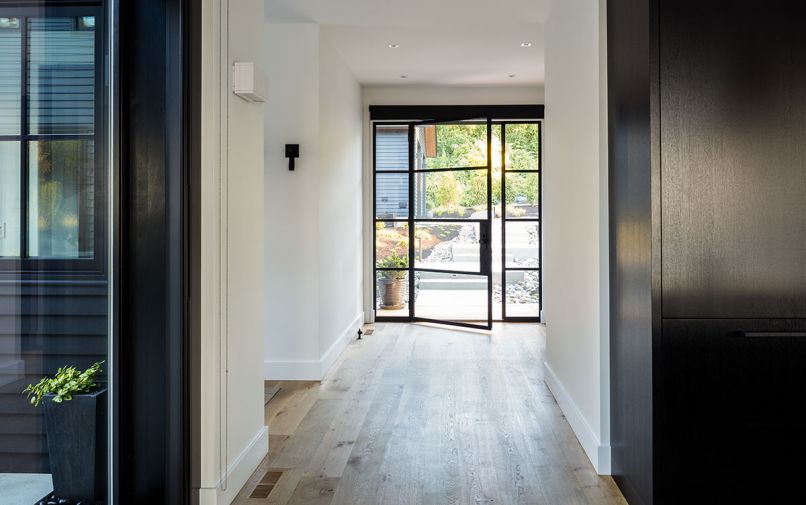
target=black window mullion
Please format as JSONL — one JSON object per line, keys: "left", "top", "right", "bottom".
{"left": 20, "top": 15, "right": 28, "bottom": 259}
{"left": 501, "top": 121, "right": 507, "bottom": 319}
{"left": 407, "top": 123, "right": 415, "bottom": 320}
{"left": 3, "top": 8, "right": 104, "bottom": 269}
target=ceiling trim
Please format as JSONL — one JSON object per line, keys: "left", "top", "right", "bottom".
{"left": 369, "top": 104, "right": 545, "bottom": 121}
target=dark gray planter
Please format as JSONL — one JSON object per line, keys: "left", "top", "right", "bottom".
{"left": 43, "top": 388, "right": 107, "bottom": 503}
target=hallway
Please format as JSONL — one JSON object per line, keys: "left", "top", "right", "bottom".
{"left": 233, "top": 324, "right": 626, "bottom": 505}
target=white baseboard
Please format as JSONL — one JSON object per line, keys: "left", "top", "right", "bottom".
{"left": 198, "top": 425, "right": 269, "bottom": 505}
{"left": 544, "top": 361, "right": 611, "bottom": 474}
{"left": 264, "top": 312, "right": 363, "bottom": 381}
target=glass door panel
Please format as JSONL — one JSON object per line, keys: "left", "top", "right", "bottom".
{"left": 413, "top": 168, "right": 488, "bottom": 219}
{"left": 504, "top": 270, "right": 540, "bottom": 317}
{"left": 504, "top": 172, "right": 540, "bottom": 218}
{"left": 0, "top": 5, "right": 113, "bottom": 504}
{"left": 414, "top": 271, "right": 490, "bottom": 323}
{"left": 499, "top": 122, "right": 541, "bottom": 321}
{"left": 504, "top": 221, "right": 539, "bottom": 268}
{"left": 413, "top": 122, "right": 488, "bottom": 170}
{"left": 411, "top": 119, "right": 492, "bottom": 329}
{"left": 413, "top": 221, "right": 481, "bottom": 272}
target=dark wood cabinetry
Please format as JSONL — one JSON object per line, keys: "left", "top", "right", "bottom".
{"left": 609, "top": 1, "right": 806, "bottom": 503}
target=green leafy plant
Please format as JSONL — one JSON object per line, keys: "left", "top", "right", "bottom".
{"left": 377, "top": 252, "right": 407, "bottom": 280}
{"left": 23, "top": 361, "right": 104, "bottom": 407}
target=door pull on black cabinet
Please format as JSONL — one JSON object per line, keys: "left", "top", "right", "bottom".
{"left": 740, "top": 331, "right": 806, "bottom": 338}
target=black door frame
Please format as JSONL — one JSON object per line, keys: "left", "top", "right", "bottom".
{"left": 370, "top": 105, "right": 543, "bottom": 327}
{"left": 499, "top": 120, "right": 542, "bottom": 322}
{"left": 407, "top": 117, "right": 494, "bottom": 330}
{"left": 117, "top": 0, "right": 200, "bottom": 502}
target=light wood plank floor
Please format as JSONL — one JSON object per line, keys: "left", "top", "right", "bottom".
{"left": 233, "top": 323, "right": 627, "bottom": 505}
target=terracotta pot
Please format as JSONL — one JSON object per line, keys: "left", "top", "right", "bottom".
{"left": 379, "top": 278, "right": 405, "bottom": 309}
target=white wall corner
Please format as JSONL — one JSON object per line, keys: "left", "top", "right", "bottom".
{"left": 198, "top": 426, "right": 269, "bottom": 505}
{"left": 544, "top": 361, "right": 611, "bottom": 474}
{"left": 263, "top": 359, "right": 322, "bottom": 381}
{"left": 320, "top": 312, "right": 363, "bottom": 379}
{"left": 264, "top": 312, "right": 362, "bottom": 381}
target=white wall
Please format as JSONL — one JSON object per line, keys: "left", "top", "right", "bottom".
{"left": 318, "top": 38, "right": 365, "bottom": 371}
{"left": 265, "top": 24, "right": 322, "bottom": 373}
{"left": 264, "top": 24, "right": 364, "bottom": 380}
{"left": 360, "top": 84, "right": 545, "bottom": 320}
{"left": 542, "top": 0, "right": 610, "bottom": 474}
{"left": 199, "top": 0, "right": 268, "bottom": 503}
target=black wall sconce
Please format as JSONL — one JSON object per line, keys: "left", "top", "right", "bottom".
{"left": 285, "top": 144, "right": 299, "bottom": 171}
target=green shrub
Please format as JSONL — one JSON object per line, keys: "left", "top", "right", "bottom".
{"left": 377, "top": 252, "right": 407, "bottom": 280}
{"left": 23, "top": 361, "right": 104, "bottom": 407}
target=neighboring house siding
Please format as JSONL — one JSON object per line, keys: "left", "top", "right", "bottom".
{"left": 376, "top": 127, "right": 408, "bottom": 219}
{"left": 0, "top": 279, "right": 108, "bottom": 473}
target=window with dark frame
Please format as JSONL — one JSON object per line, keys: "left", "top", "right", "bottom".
{"left": 372, "top": 118, "right": 542, "bottom": 323}
{"left": 0, "top": 10, "right": 103, "bottom": 267}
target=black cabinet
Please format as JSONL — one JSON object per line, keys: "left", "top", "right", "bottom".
{"left": 609, "top": 0, "right": 806, "bottom": 503}
{"left": 658, "top": 319, "right": 806, "bottom": 503}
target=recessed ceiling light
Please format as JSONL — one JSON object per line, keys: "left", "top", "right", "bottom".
{"left": 400, "top": 75, "right": 408, "bottom": 79}
{"left": 388, "top": 43, "right": 400, "bottom": 48}
{"left": 508, "top": 74, "right": 517, "bottom": 78}
{"left": 521, "top": 42, "right": 533, "bottom": 47}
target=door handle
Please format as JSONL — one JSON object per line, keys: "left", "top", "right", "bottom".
{"left": 739, "top": 331, "right": 806, "bottom": 338}
{"left": 479, "top": 221, "right": 492, "bottom": 275}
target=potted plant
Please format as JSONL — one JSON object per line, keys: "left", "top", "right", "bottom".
{"left": 24, "top": 362, "right": 107, "bottom": 505}
{"left": 377, "top": 252, "right": 407, "bottom": 309}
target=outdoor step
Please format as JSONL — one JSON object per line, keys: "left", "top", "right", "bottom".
{"left": 451, "top": 241, "right": 535, "bottom": 249}
{"left": 418, "top": 278, "right": 488, "bottom": 290}
{"left": 451, "top": 254, "right": 481, "bottom": 262}
{"left": 506, "top": 271, "right": 526, "bottom": 282}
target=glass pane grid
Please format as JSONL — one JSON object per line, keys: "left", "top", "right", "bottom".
{"left": 504, "top": 172, "right": 539, "bottom": 219}
{"left": 503, "top": 123, "right": 540, "bottom": 171}
{"left": 413, "top": 270, "right": 489, "bottom": 322}
{"left": 414, "top": 169, "right": 488, "bottom": 219}
{"left": 414, "top": 221, "right": 480, "bottom": 273}
{"left": 1, "top": 8, "right": 107, "bottom": 504}
{"left": 28, "top": 16, "right": 96, "bottom": 136}
{"left": 0, "top": 141, "right": 21, "bottom": 256}
{"left": 28, "top": 139, "right": 95, "bottom": 258}
{"left": 376, "top": 269, "right": 409, "bottom": 318}
{"left": 375, "top": 172, "right": 408, "bottom": 219}
{"left": 375, "top": 124, "right": 409, "bottom": 172}
{"left": 503, "top": 270, "right": 540, "bottom": 318}
{"left": 414, "top": 122, "right": 489, "bottom": 170}
{"left": 375, "top": 221, "right": 408, "bottom": 269}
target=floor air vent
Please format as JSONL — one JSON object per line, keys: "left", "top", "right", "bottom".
{"left": 249, "top": 470, "right": 284, "bottom": 499}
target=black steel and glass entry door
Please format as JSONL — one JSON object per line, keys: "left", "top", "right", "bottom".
{"left": 374, "top": 119, "right": 493, "bottom": 329}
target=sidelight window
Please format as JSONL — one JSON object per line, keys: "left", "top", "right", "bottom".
{"left": 0, "top": 13, "right": 102, "bottom": 264}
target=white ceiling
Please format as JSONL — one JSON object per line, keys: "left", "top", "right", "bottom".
{"left": 265, "top": 0, "right": 549, "bottom": 86}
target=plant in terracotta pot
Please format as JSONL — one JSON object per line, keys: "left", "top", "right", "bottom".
{"left": 377, "top": 252, "right": 408, "bottom": 309}
{"left": 24, "top": 361, "right": 107, "bottom": 505}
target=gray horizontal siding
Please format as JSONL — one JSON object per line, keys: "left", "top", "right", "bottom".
{"left": 0, "top": 29, "right": 21, "bottom": 135}
{"left": 28, "top": 20, "right": 95, "bottom": 135}
{"left": 375, "top": 127, "right": 409, "bottom": 219}
{"left": 376, "top": 126, "right": 408, "bottom": 171}
{"left": 0, "top": 279, "right": 107, "bottom": 473}
{"left": 376, "top": 172, "right": 407, "bottom": 219}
